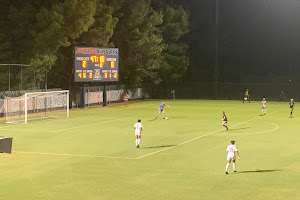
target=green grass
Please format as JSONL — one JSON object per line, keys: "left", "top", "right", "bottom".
{"left": 0, "top": 100, "right": 299, "bottom": 200}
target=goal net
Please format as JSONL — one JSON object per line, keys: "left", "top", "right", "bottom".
{"left": 5, "top": 90, "right": 69, "bottom": 124}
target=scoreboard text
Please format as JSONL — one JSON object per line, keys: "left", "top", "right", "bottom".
{"left": 74, "top": 47, "right": 119, "bottom": 82}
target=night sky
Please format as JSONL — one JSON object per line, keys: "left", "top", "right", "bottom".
{"left": 186, "top": 0, "right": 300, "bottom": 82}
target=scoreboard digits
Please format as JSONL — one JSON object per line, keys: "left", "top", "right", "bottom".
{"left": 74, "top": 47, "right": 119, "bottom": 82}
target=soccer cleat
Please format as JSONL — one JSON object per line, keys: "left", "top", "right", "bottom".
{"left": 137, "top": 145, "right": 140, "bottom": 148}
{"left": 225, "top": 172, "right": 228, "bottom": 174}
{"left": 234, "top": 171, "right": 237, "bottom": 173}
{"left": 226, "top": 127, "right": 229, "bottom": 131}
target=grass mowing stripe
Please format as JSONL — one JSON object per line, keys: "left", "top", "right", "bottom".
{"left": 14, "top": 151, "right": 137, "bottom": 160}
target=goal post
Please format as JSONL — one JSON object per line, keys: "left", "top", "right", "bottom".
{"left": 5, "top": 90, "right": 69, "bottom": 124}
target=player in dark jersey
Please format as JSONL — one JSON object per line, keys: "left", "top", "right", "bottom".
{"left": 289, "top": 99, "right": 294, "bottom": 118}
{"left": 222, "top": 111, "right": 228, "bottom": 131}
{"left": 243, "top": 89, "right": 250, "bottom": 103}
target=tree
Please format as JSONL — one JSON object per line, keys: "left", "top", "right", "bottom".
{"left": 152, "top": 1, "right": 190, "bottom": 87}
{"left": 0, "top": 33, "right": 12, "bottom": 91}
{"left": 3, "top": 0, "right": 96, "bottom": 89}
{"left": 31, "top": 0, "right": 96, "bottom": 89}
{"left": 80, "top": 0, "right": 120, "bottom": 47}
{"left": 0, "top": 0, "right": 190, "bottom": 91}
{"left": 112, "top": 0, "right": 166, "bottom": 85}
{"left": 48, "top": 0, "right": 121, "bottom": 90}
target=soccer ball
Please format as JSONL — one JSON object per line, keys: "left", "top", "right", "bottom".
{"left": 165, "top": 117, "right": 168, "bottom": 120}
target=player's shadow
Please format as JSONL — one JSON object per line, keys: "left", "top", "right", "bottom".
{"left": 237, "top": 169, "right": 282, "bottom": 174}
{"left": 230, "top": 127, "right": 250, "bottom": 131}
{"left": 148, "top": 116, "right": 188, "bottom": 121}
{"left": 169, "top": 116, "right": 188, "bottom": 119}
{"left": 142, "top": 145, "right": 176, "bottom": 149}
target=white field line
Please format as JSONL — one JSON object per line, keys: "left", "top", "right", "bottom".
{"left": 0, "top": 125, "right": 21, "bottom": 129}
{"left": 49, "top": 117, "right": 130, "bottom": 133}
{"left": 212, "top": 122, "right": 279, "bottom": 136}
{"left": 14, "top": 151, "right": 137, "bottom": 160}
{"left": 135, "top": 115, "right": 268, "bottom": 160}
{"left": 0, "top": 117, "right": 130, "bottom": 133}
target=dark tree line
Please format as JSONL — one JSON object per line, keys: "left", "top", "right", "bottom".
{"left": 0, "top": 0, "right": 190, "bottom": 91}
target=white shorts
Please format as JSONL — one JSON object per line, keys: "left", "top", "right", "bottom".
{"left": 227, "top": 156, "right": 236, "bottom": 161}
{"left": 135, "top": 132, "right": 141, "bottom": 136}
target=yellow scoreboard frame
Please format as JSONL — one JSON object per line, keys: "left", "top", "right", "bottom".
{"left": 74, "top": 47, "right": 119, "bottom": 82}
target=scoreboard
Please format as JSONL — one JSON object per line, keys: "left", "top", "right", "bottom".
{"left": 74, "top": 47, "right": 119, "bottom": 82}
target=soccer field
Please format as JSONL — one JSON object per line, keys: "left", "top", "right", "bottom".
{"left": 0, "top": 100, "right": 299, "bottom": 200}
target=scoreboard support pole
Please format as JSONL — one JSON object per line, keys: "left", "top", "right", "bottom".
{"left": 81, "top": 86, "right": 86, "bottom": 108}
{"left": 103, "top": 84, "right": 107, "bottom": 107}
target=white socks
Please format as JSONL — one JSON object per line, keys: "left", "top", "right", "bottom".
{"left": 136, "top": 139, "right": 141, "bottom": 146}
{"left": 226, "top": 163, "right": 229, "bottom": 172}
{"left": 226, "top": 162, "right": 237, "bottom": 172}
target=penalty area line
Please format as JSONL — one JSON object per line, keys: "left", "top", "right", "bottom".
{"left": 136, "top": 115, "right": 264, "bottom": 160}
{"left": 49, "top": 117, "right": 131, "bottom": 133}
{"left": 14, "top": 151, "right": 137, "bottom": 160}
{"left": 0, "top": 117, "right": 131, "bottom": 133}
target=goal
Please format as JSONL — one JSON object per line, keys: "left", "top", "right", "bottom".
{"left": 5, "top": 90, "right": 69, "bottom": 124}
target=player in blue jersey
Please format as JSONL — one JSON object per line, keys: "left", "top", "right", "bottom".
{"left": 222, "top": 111, "right": 228, "bottom": 131}
{"left": 289, "top": 99, "right": 294, "bottom": 118}
{"left": 156, "top": 101, "right": 171, "bottom": 119}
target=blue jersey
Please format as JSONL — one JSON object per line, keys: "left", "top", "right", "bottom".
{"left": 159, "top": 104, "right": 166, "bottom": 111}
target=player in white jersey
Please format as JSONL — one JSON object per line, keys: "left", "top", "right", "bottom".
{"left": 261, "top": 97, "right": 267, "bottom": 115}
{"left": 124, "top": 92, "right": 129, "bottom": 107}
{"left": 225, "top": 140, "right": 240, "bottom": 174}
{"left": 134, "top": 119, "right": 143, "bottom": 148}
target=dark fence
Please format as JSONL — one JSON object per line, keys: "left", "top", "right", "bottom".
{"left": 70, "top": 85, "right": 144, "bottom": 108}
{"left": 148, "top": 82, "right": 297, "bottom": 101}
